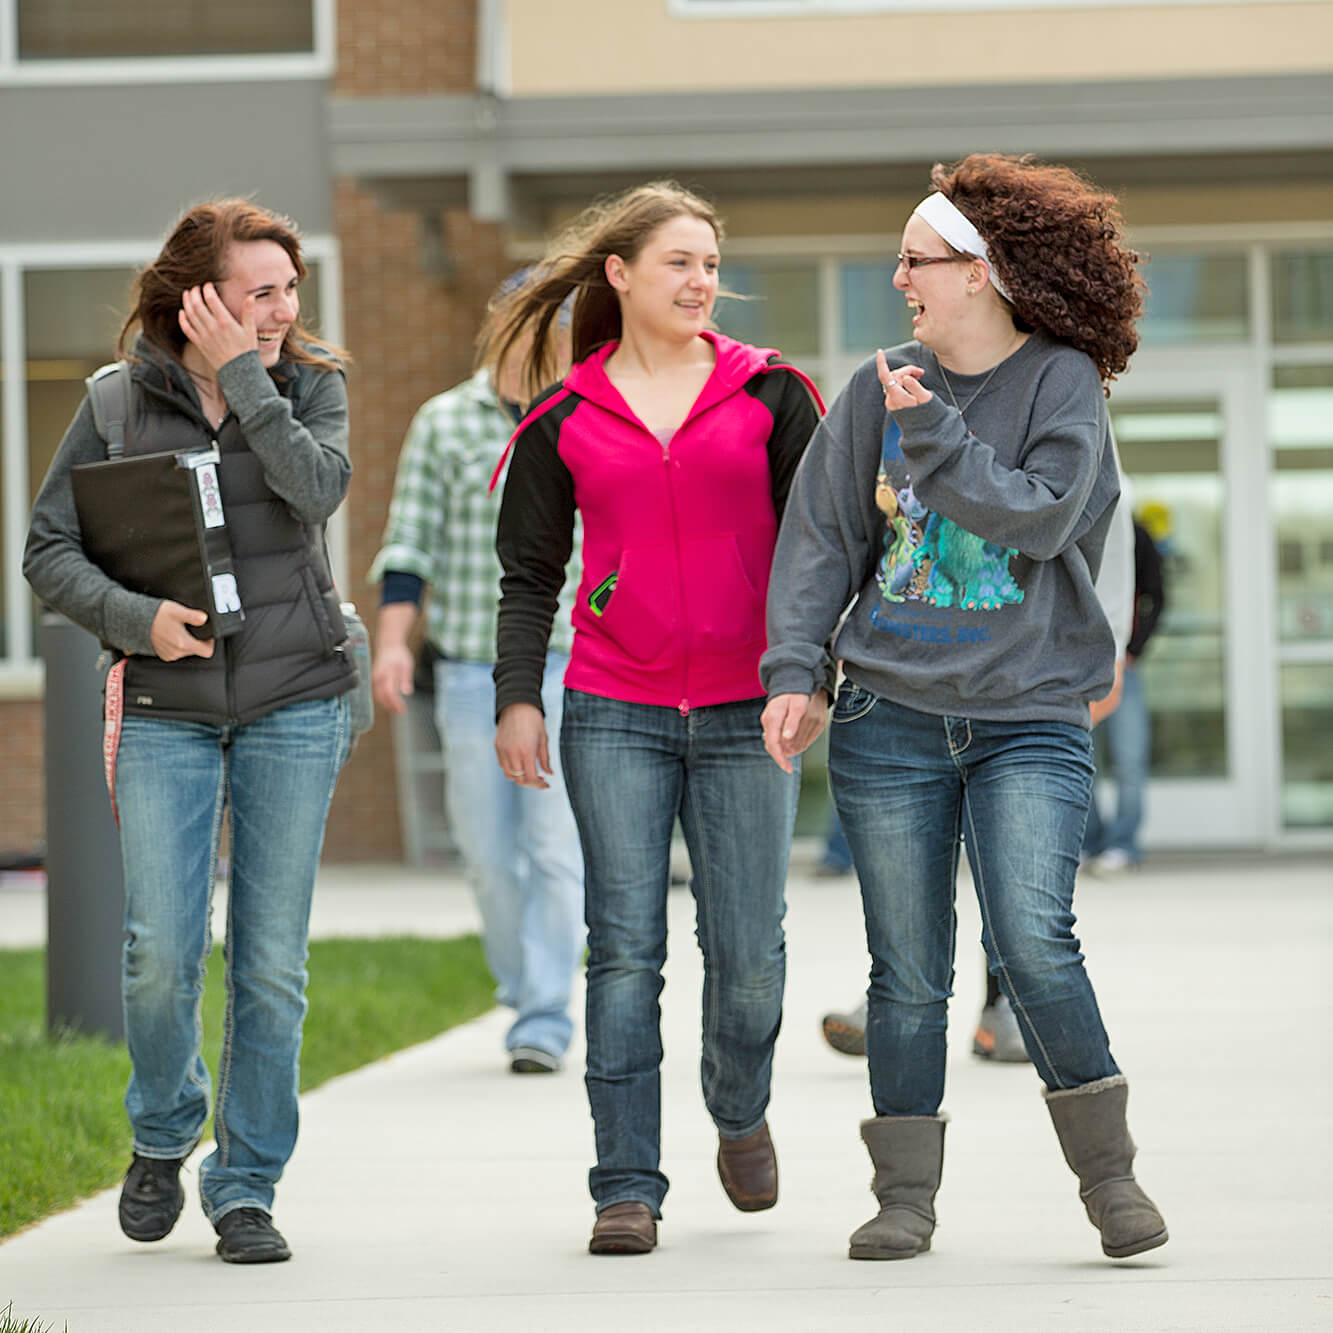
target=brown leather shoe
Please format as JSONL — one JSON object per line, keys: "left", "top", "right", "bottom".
{"left": 717, "top": 1122, "right": 778, "bottom": 1212}
{"left": 589, "top": 1201, "right": 657, "bottom": 1254}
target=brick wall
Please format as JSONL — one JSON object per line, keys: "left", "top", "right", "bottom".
{"left": 335, "top": 0, "right": 474, "bottom": 97}
{"left": 320, "top": 0, "right": 506, "bottom": 860}
{"left": 0, "top": 701, "right": 46, "bottom": 857}
{"left": 320, "top": 182, "right": 509, "bottom": 861}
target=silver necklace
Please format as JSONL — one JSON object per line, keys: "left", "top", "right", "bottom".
{"left": 937, "top": 357, "right": 1003, "bottom": 423}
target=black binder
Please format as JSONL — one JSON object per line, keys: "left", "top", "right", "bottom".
{"left": 71, "top": 446, "right": 245, "bottom": 639}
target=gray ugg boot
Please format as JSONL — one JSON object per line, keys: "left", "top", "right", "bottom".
{"left": 1044, "top": 1075, "right": 1168, "bottom": 1259}
{"left": 848, "top": 1115, "right": 946, "bottom": 1260}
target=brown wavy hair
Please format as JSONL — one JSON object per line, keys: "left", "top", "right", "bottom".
{"left": 929, "top": 154, "right": 1145, "bottom": 387}
{"left": 117, "top": 198, "right": 345, "bottom": 373}
{"left": 479, "top": 180, "right": 724, "bottom": 401}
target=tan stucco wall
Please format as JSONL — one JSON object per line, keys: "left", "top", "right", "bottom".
{"left": 506, "top": 2, "right": 1333, "bottom": 95}
{"left": 521, "top": 180, "right": 1333, "bottom": 247}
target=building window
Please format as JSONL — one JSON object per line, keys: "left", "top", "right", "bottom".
{"left": 16, "top": 0, "right": 315, "bottom": 60}
{"left": 1272, "top": 250, "right": 1333, "bottom": 345}
{"left": 1139, "top": 253, "right": 1249, "bottom": 345}
{"left": 716, "top": 262, "right": 821, "bottom": 362}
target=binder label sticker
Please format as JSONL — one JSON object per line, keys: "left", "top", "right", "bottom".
{"left": 195, "top": 463, "right": 225, "bottom": 529}
{"left": 212, "top": 573, "right": 242, "bottom": 615}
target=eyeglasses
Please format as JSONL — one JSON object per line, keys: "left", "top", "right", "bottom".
{"left": 896, "top": 253, "right": 970, "bottom": 270}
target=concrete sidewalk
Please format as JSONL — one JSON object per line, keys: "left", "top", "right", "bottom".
{"left": 2, "top": 850, "right": 1330, "bottom": 1331}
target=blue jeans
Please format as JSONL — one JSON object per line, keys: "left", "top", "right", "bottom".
{"left": 114, "top": 696, "right": 350, "bottom": 1224}
{"left": 1084, "top": 663, "right": 1149, "bottom": 862}
{"left": 559, "top": 690, "right": 799, "bottom": 1215}
{"left": 828, "top": 684, "right": 1119, "bottom": 1116}
{"left": 435, "top": 654, "right": 584, "bottom": 1058}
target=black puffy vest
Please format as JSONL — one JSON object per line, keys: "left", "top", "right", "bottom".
{"left": 119, "top": 356, "right": 354, "bottom": 726}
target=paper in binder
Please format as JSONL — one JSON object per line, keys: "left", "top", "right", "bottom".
{"left": 71, "top": 446, "right": 245, "bottom": 639}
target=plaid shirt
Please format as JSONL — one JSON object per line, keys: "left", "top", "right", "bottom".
{"left": 369, "top": 369, "right": 576, "bottom": 663}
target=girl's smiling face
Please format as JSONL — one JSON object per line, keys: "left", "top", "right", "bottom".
{"left": 215, "top": 240, "right": 300, "bottom": 365}
{"left": 610, "top": 213, "right": 720, "bottom": 340}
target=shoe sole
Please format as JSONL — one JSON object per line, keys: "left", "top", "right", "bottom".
{"left": 822, "top": 1020, "right": 866, "bottom": 1057}
{"left": 588, "top": 1231, "right": 656, "bottom": 1255}
{"left": 120, "top": 1214, "right": 182, "bottom": 1243}
{"left": 216, "top": 1242, "right": 292, "bottom": 1264}
{"left": 1104, "top": 1227, "right": 1169, "bottom": 1259}
{"left": 849, "top": 1237, "right": 931, "bottom": 1260}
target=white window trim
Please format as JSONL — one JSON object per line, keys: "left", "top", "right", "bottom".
{"left": 1, "top": 235, "right": 343, "bottom": 683}
{"left": 671, "top": 0, "right": 1326, "bottom": 15}
{"left": 0, "top": 0, "right": 333, "bottom": 84}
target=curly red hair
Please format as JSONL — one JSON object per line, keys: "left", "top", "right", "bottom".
{"left": 930, "top": 154, "right": 1145, "bottom": 387}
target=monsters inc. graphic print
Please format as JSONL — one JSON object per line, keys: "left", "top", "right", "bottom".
{"left": 873, "top": 419, "right": 1024, "bottom": 613}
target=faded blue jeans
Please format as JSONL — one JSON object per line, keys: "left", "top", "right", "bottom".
{"left": 828, "top": 683, "right": 1120, "bottom": 1117}
{"left": 559, "top": 690, "right": 799, "bottom": 1216}
{"left": 1084, "top": 662, "right": 1150, "bottom": 863}
{"left": 114, "top": 695, "right": 350, "bottom": 1225}
{"left": 435, "top": 654, "right": 584, "bottom": 1058}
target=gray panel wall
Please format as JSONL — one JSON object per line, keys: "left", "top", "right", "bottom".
{"left": 0, "top": 81, "right": 332, "bottom": 243}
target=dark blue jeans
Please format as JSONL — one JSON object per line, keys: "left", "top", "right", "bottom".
{"left": 828, "top": 683, "right": 1120, "bottom": 1117}
{"left": 560, "top": 689, "right": 799, "bottom": 1215}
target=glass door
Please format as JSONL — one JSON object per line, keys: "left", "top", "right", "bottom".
{"left": 1107, "top": 364, "right": 1270, "bottom": 849}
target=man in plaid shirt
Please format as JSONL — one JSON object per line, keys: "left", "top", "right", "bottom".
{"left": 369, "top": 289, "right": 584, "bottom": 1074}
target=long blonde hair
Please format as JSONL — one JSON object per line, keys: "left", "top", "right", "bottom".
{"left": 478, "top": 180, "right": 724, "bottom": 401}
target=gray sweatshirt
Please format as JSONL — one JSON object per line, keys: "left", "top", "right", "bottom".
{"left": 760, "top": 330, "right": 1120, "bottom": 727}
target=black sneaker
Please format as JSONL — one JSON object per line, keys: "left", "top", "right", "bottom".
{"left": 214, "top": 1207, "right": 291, "bottom": 1264}
{"left": 118, "top": 1153, "right": 186, "bottom": 1242}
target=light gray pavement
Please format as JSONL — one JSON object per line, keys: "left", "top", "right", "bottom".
{"left": 2, "top": 846, "right": 1331, "bottom": 1332}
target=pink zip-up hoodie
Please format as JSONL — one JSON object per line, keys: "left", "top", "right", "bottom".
{"left": 493, "top": 331, "right": 823, "bottom": 716}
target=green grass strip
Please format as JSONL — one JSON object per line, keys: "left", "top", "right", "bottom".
{"left": 0, "top": 935, "right": 493, "bottom": 1239}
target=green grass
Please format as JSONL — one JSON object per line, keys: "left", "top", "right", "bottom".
{"left": 0, "top": 935, "right": 493, "bottom": 1240}
{"left": 0, "top": 1301, "right": 67, "bottom": 1332}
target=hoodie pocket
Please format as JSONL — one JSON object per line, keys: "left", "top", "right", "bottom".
{"left": 594, "top": 535, "right": 766, "bottom": 667}
{"left": 595, "top": 545, "right": 677, "bottom": 665}
{"left": 679, "top": 534, "right": 766, "bottom": 657}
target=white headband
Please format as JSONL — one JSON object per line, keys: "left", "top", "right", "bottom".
{"left": 911, "top": 192, "right": 1010, "bottom": 301}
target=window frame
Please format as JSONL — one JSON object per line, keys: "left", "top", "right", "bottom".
{"left": 670, "top": 0, "right": 1328, "bottom": 15}
{"left": 0, "top": 0, "right": 333, "bottom": 84}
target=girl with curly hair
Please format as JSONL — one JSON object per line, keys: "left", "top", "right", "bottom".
{"left": 759, "top": 154, "right": 1167, "bottom": 1262}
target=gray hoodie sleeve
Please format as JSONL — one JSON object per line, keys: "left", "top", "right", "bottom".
{"left": 761, "top": 369, "right": 880, "bottom": 699}
{"left": 23, "top": 399, "right": 162, "bottom": 654}
{"left": 893, "top": 350, "right": 1104, "bottom": 562}
{"left": 216, "top": 350, "right": 350, "bottom": 524}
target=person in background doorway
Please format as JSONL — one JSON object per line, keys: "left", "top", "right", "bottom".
{"left": 369, "top": 274, "right": 585, "bottom": 1076}
{"left": 1083, "top": 511, "right": 1166, "bottom": 873}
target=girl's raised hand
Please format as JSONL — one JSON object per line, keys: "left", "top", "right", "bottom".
{"left": 876, "top": 349, "right": 931, "bottom": 411}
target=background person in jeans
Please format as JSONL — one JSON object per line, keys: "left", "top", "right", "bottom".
{"left": 24, "top": 200, "right": 356, "bottom": 1265}
{"left": 761, "top": 154, "right": 1168, "bottom": 1263}
{"left": 1083, "top": 512, "right": 1167, "bottom": 873}
{"left": 487, "top": 181, "right": 825, "bottom": 1255}
{"left": 369, "top": 274, "right": 585, "bottom": 1075}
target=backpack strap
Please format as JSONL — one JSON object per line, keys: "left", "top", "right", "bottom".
{"left": 84, "top": 360, "right": 133, "bottom": 459}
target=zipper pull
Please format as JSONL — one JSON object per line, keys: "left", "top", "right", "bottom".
{"left": 678, "top": 699, "right": 690, "bottom": 716}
